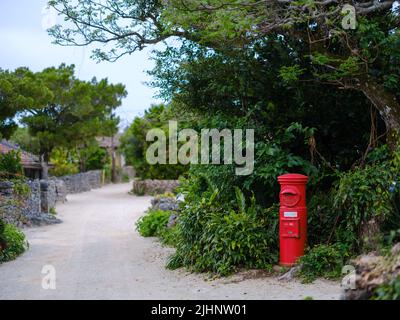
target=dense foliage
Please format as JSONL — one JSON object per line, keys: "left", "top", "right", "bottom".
{"left": 9, "top": 127, "right": 40, "bottom": 155}
{"left": 136, "top": 208, "right": 178, "bottom": 246}
{"left": 134, "top": 35, "right": 399, "bottom": 276}
{"left": 48, "top": 143, "right": 110, "bottom": 177}
{"left": 0, "top": 68, "right": 51, "bottom": 139}
{"left": 0, "top": 220, "right": 28, "bottom": 263}
{"left": 168, "top": 183, "right": 279, "bottom": 275}
{"left": 0, "top": 150, "right": 23, "bottom": 179}
{"left": 48, "top": 148, "right": 79, "bottom": 177}
{"left": 298, "top": 244, "right": 349, "bottom": 283}
{"left": 120, "top": 104, "right": 187, "bottom": 179}
{"left": 49, "top": 0, "right": 400, "bottom": 142}
{"left": 21, "top": 64, "right": 125, "bottom": 175}
{"left": 136, "top": 209, "right": 171, "bottom": 238}
{"left": 373, "top": 275, "right": 400, "bottom": 300}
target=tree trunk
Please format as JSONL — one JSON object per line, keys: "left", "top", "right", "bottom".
{"left": 79, "top": 157, "right": 86, "bottom": 173}
{"left": 358, "top": 80, "right": 400, "bottom": 147}
{"left": 41, "top": 154, "right": 49, "bottom": 180}
{"left": 111, "top": 135, "right": 117, "bottom": 183}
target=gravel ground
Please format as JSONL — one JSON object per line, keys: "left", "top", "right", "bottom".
{"left": 0, "top": 183, "right": 341, "bottom": 300}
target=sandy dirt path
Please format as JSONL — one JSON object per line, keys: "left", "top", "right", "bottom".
{"left": 0, "top": 183, "right": 341, "bottom": 300}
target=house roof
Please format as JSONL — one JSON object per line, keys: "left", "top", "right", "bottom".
{"left": 0, "top": 140, "right": 42, "bottom": 169}
{"left": 96, "top": 135, "right": 122, "bottom": 149}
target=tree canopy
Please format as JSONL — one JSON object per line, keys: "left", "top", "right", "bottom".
{"left": 1, "top": 64, "right": 126, "bottom": 178}
{"left": 48, "top": 0, "right": 400, "bottom": 142}
{"left": 0, "top": 68, "right": 52, "bottom": 139}
{"left": 120, "top": 103, "right": 188, "bottom": 179}
{"left": 22, "top": 64, "right": 126, "bottom": 165}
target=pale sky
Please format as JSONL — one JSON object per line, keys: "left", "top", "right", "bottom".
{"left": 0, "top": 0, "right": 163, "bottom": 129}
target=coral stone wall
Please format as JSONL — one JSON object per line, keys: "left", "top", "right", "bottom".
{"left": 0, "top": 170, "right": 103, "bottom": 227}
{"left": 59, "top": 170, "right": 102, "bottom": 194}
{"left": 0, "top": 180, "right": 61, "bottom": 227}
{"left": 132, "top": 179, "right": 180, "bottom": 195}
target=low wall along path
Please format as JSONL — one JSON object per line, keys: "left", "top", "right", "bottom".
{"left": 0, "top": 170, "right": 103, "bottom": 227}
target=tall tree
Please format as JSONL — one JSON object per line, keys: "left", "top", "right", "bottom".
{"left": 21, "top": 64, "right": 126, "bottom": 178}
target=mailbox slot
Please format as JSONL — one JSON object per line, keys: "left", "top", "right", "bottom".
{"left": 280, "top": 187, "right": 301, "bottom": 207}
{"left": 281, "top": 219, "right": 300, "bottom": 238}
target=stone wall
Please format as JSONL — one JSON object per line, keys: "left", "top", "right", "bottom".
{"left": 0, "top": 170, "right": 103, "bottom": 227}
{"left": 122, "top": 166, "right": 136, "bottom": 180}
{"left": 342, "top": 243, "right": 400, "bottom": 300}
{"left": 0, "top": 180, "right": 61, "bottom": 227}
{"left": 59, "top": 170, "right": 102, "bottom": 194}
{"left": 132, "top": 179, "right": 180, "bottom": 195}
{"left": 52, "top": 178, "right": 68, "bottom": 203}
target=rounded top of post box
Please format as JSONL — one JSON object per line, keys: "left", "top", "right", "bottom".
{"left": 278, "top": 173, "right": 308, "bottom": 184}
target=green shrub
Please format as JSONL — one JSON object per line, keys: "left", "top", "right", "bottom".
{"left": 159, "top": 226, "right": 180, "bottom": 247}
{"left": 298, "top": 244, "right": 349, "bottom": 283}
{"left": 168, "top": 187, "right": 279, "bottom": 276}
{"left": 136, "top": 209, "right": 180, "bottom": 247}
{"left": 49, "top": 148, "right": 79, "bottom": 177}
{"left": 136, "top": 209, "right": 172, "bottom": 237}
{"left": 332, "top": 160, "right": 396, "bottom": 251}
{"left": 0, "top": 150, "right": 23, "bottom": 179}
{"left": 84, "top": 144, "right": 109, "bottom": 171}
{"left": 307, "top": 191, "right": 338, "bottom": 246}
{"left": 0, "top": 222, "right": 29, "bottom": 263}
{"left": 120, "top": 104, "right": 188, "bottom": 180}
{"left": 372, "top": 275, "right": 400, "bottom": 300}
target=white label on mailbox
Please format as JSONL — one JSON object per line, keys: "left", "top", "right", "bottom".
{"left": 284, "top": 211, "right": 298, "bottom": 218}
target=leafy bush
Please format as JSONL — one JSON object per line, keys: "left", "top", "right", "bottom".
{"left": 136, "top": 208, "right": 180, "bottom": 247}
{"left": 307, "top": 191, "right": 338, "bottom": 246}
{"left": 159, "top": 226, "right": 180, "bottom": 247}
{"left": 136, "top": 209, "right": 172, "bottom": 237}
{"left": 298, "top": 244, "right": 349, "bottom": 283}
{"left": 331, "top": 151, "right": 400, "bottom": 251}
{"left": 0, "top": 150, "right": 23, "bottom": 179}
{"left": 373, "top": 275, "right": 400, "bottom": 300}
{"left": 11, "top": 179, "right": 30, "bottom": 197}
{"left": 334, "top": 164, "right": 392, "bottom": 230}
{"left": 83, "top": 144, "right": 109, "bottom": 171}
{"left": 0, "top": 222, "right": 28, "bottom": 263}
{"left": 49, "top": 143, "right": 110, "bottom": 177}
{"left": 49, "top": 148, "right": 79, "bottom": 177}
{"left": 120, "top": 104, "right": 188, "bottom": 180}
{"left": 168, "top": 186, "right": 279, "bottom": 276}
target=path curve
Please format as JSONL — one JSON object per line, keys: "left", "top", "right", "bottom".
{"left": 0, "top": 183, "right": 341, "bottom": 300}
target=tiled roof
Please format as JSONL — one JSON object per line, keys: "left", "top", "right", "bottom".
{"left": 0, "top": 140, "right": 42, "bottom": 169}
{"left": 96, "top": 135, "right": 122, "bottom": 149}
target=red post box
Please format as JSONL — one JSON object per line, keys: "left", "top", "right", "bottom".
{"left": 278, "top": 173, "right": 309, "bottom": 266}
